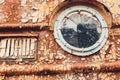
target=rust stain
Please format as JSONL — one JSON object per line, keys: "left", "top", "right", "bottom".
{"left": 2, "top": 0, "right": 21, "bottom": 23}
{"left": 5, "top": 0, "right": 20, "bottom": 3}
{"left": 0, "top": 0, "right": 119, "bottom": 79}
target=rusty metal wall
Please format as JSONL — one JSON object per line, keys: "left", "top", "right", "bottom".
{"left": 0, "top": 0, "right": 120, "bottom": 25}
{"left": 0, "top": 72, "right": 120, "bottom": 80}
{"left": 0, "top": 0, "right": 120, "bottom": 80}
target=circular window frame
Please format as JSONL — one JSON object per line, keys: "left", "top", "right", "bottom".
{"left": 54, "top": 5, "right": 108, "bottom": 56}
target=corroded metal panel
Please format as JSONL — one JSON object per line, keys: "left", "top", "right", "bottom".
{"left": 0, "top": 72, "right": 119, "bottom": 80}
{"left": 0, "top": 0, "right": 119, "bottom": 26}
{"left": 0, "top": 0, "right": 119, "bottom": 79}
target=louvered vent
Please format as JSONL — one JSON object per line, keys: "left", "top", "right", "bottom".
{"left": 0, "top": 37, "right": 37, "bottom": 61}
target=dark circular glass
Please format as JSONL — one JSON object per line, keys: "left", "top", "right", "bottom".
{"left": 61, "top": 11, "right": 102, "bottom": 48}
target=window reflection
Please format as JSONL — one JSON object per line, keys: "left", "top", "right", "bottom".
{"left": 61, "top": 11, "right": 101, "bottom": 48}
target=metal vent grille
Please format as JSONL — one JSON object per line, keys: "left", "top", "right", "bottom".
{"left": 0, "top": 38, "right": 37, "bottom": 61}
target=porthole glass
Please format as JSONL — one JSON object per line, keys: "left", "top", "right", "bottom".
{"left": 54, "top": 6, "right": 108, "bottom": 56}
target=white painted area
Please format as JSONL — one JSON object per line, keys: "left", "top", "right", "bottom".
{"left": 0, "top": 39, "right": 6, "bottom": 57}
{"left": 10, "top": 39, "right": 14, "bottom": 56}
{"left": 0, "top": 0, "right": 4, "bottom": 4}
{"left": 21, "top": 0, "right": 27, "bottom": 6}
{"left": 6, "top": 39, "right": 10, "bottom": 57}
{"left": 14, "top": 39, "right": 18, "bottom": 57}
{"left": 30, "top": 39, "right": 36, "bottom": 55}
{"left": 22, "top": 38, "right": 26, "bottom": 56}
{"left": 18, "top": 39, "right": 22, "bottom": 56}
{"left": 26, "top": 39, "right": 30, "bottom": 55}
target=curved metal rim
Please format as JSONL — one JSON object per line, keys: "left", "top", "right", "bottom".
{"left": 54, "top": 5, "right": 108, "bottom": 56}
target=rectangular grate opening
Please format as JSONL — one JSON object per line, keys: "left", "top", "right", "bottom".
{"left": 0, "top": 37, "right": 37, "bottom": 61}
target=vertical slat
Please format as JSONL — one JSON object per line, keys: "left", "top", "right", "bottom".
{"left": 0, "top": 39, "right": 1, "bottom": 57}
{"left": 4, "top": 39, "right": 8, "bottom": 57}
{"left": 26, "top": 38, "right": 30, "bottom": 55}
{"left": 17, "top": 39, "right": 19, "bottom": 57}
{"left": 9, "top": 39, "right": 12, "bottom": 56}
{"left": 6, "top": 39, "right": 10, "bottom": 57}
{"left": 22, "top": 38, "right": 26, "bottom": 55}
{"left": 27, "top": 38, "right": 31, "bottom": 56}
{"left": 13, "top": 39, "right": 16, "bottom": 57}
{"left": 0, "top": 39, "right": 6, "bottom": 57}
{"left": 10, "top": 38, "right": 14, "bottom": 56}
{"left": 30, "top": 39, "right": 36, "bottom": 55}
{"left": 18, "top": 39, "right": 22, "bottom": 57}
{"left": 14, "top": 38, "right": 18, "bottom": 57}
{"left": 21, "top": 39, "right": 23, "bottom": 56}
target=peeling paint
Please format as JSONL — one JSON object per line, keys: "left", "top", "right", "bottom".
{"left": 0, "top": 0, "right": 4, "bottom": 4}
{"left": 0, "top": 0, "right": 119, "bottom": 79}
{"left": 97, "top": 0, "right": 120, "bottom": 25}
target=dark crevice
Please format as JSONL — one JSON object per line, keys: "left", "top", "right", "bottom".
{"left": 0, "top": 27, "right": 40, "bottom": 32}
{"left": 103, "top": 5, "right": 110, "bottom": 12}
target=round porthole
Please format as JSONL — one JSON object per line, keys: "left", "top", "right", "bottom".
{"left": 54, "top": 5, "right": 108, "bottom": 56}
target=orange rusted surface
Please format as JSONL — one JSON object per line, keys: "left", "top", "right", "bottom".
{"left": 0, "top": 0, "right": 119, "bottom": 26}
{"left": 1, "top": 61, "right": 120, "bottom": 75}
{"left": 0, "top": 72, "right": 119, "bottom": 80}
{"left": 6, "top": 0, "right": 20, "bottom": 3}
{"left": 2, "top": 0, "right": 21, "bottom": 23}
{"left": 0, "top": 32, "right": 38, "bottom": 37}
{"left": 0, "top": 0, "right": 120, "bottom": 79}
{"left": 0, "top": 30, "right": 119, "bottom": 74}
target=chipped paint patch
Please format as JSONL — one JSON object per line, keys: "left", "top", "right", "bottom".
{"left": 21, "top": 0, "right": 64, "bottom": 23}
{"left": 97, "top": 0, "right": 120, "bottom": 25}
{"left": 0, "top": 0, "right": 4, "bottom": 4}
{"left": 0, "top": 6, "right": 6, "bottom": 23}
